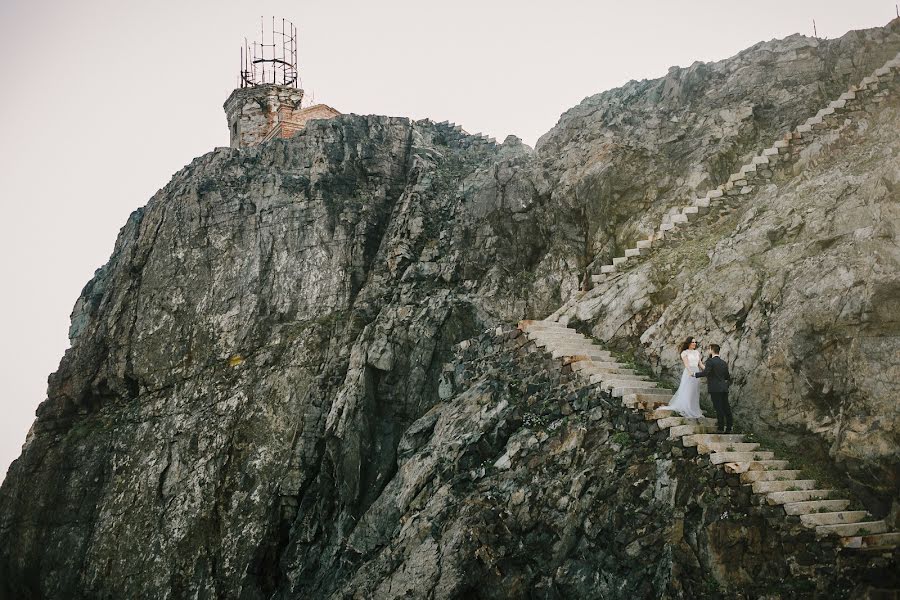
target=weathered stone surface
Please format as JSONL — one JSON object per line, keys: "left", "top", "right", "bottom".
{"left": 1, "top": 18, "right": 899, "bottom": 600}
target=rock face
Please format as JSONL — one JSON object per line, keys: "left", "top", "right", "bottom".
{"left": 2, "top": 19, "right": 900, "bottom": 600}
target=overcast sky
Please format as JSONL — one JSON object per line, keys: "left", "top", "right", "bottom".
{"left": 0, "top": 0, "right": 895, "bottom": 482}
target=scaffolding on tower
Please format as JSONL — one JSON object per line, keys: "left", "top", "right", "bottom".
{"left": 239, "top": 17, "right": 300, "bottom": 89}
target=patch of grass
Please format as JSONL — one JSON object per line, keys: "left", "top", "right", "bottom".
{"left": 857, "top": 528, "right": 871, "bottom": 536}
{"left": 611, "top": 431, "right": 631, "bottom": 446}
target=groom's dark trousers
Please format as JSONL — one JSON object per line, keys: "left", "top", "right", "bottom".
{"left": 695, "top": 356, "right": 732, "bottom": 432}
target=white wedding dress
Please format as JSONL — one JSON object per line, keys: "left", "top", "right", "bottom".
{"left": 667, "top": 349, "right": 704, "bottom": 418}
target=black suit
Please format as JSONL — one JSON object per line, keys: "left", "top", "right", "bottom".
{"left": 695, "top": 355, "right": 732, "bottom": 432}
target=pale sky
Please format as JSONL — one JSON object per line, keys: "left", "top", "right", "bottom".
{"left": 0, "top": 0, "right": 895, "bottom": 482}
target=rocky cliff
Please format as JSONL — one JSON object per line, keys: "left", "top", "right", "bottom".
{"left": 1, "top": 19, "right": 899, "bottom": 600}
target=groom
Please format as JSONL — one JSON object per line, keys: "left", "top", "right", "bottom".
{"left": 694, "top": 344, "right": 733, "bottom": 433}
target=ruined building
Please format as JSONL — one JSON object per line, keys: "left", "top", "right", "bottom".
{"left": 223, "top": 20, "right": 340, "bottom": 148}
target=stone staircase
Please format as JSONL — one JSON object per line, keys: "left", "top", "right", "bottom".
{"left": 517, "top": 318, "right": 899, "bottom": 552}
{"left": 427, "top": 119, "right": 499, "bottom": 151}
{"left": 579, "top": 51, "right": 900, "bottom": 290}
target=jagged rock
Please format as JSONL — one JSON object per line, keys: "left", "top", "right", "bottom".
{"left": 1, "top": 19, "right": 899, "bottom": 600}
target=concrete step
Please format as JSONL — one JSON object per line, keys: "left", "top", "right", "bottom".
{"left": 681, "top": 433, "right": 746, "bottom": 447}
{"left": 739, "top": 469, "right": 802, "bottom": 484}
{"left": 752, "top": 479, "right": 818, "bottom": 494}
{"left": 766, "top": 489, "right": 834, "bottom": 505}
{"left": 710, "top": 451, "right": 776, "bottom": 465}
{"left": 799, "top": 511, "right": 869, "bottom": 528}
{"left": 816, "top": 521, "right": 887, "bottom": 538}
{"left": 723, "top": 460, "right": 790, "bottom": 474}
{"left": 839, "top": 532, "right": 900, "bottom": 550}
{"left": 669, "top": 423, "right": 716, "bottom": 439}
{"left": 697, "top": 442, "right": 759, "bottom": 455}
{"left": 783, "top": 499, "right": 850, "bottom": 516}
{"left": 612, "top": 386, "right": 672, "bottom": 398}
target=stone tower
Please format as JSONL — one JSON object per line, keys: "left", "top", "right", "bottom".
{"left": 224, "top": 85, "right": 304, "bottom": 148}
{"left": 224, "top": 19, "right": 340, "bottom": 149}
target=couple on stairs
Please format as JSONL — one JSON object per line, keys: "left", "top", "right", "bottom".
{"left": 667, "top": 336, "right": 733, "bottom": 433}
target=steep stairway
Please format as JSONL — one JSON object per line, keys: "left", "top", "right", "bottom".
{"left": 552, "top": 50, "right": 900, "bottom": 321}
{"left": 517, "top": 318, "right": 899, "bottom": 553}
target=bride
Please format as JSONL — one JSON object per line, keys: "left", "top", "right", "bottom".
{"left": 666, "top": 336, "right": 705, "bottom": 418}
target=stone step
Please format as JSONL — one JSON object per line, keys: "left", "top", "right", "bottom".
{"left": 681, "top": 433, "right": 746, "bottom": 447}
{"left": 669, "top": 423, "right": 716, "bottom": 439}
{"left": 593, "top": 377, "right": 657, "bottom": 388}
{"left": 773, "top": 139, "right": 790, "bottom": 148}
{"left": 681, "top": 206, "right": 699, "bottom": 220}
{"left": 799, "top": 511, "right": 869, "bottom": 528}
{"left": 612, "top": 386, "right": 672, "bottom": 398}
{"left": 710, "top": 451, "right": 776, "bottom": 465}
{"left": 762, "top": 147, "right": 779, "bottom": 156}
{"left": 656, "top": 416, "right": 718, "bottom": 429}
{"left": 723, "top": 460, "right": 790, "bottom": 474}
{"left": 570, "top": 360, "right": 623, "bottom": 372}
{"left": 591, "top": 274, "right": 605, "bottom": 284}
{"left": 544, "top": 343, "right": 612, "bottom": 356}
{"left": 579, "top": 365, "right": 636, "bottom": 376}
{"left": 600, "top": 264, "right": 617, "bottom": 274}
{"left": 612, "top": 256, "right": 628, "bottom": 266}
{"left": 840, "top": 532, "right": 900, "bottom": 550}
{"left": 739, "top": 469, "right": 802, "bottom": 484}
{"left": 552, "top": 349, "right": 611, "bottom": 360}
{"left": 624, "top": 248, "right": 641, "bottom": 258}
{"left": 644, "top": 407, "right": 678, "bottom": 420}
{"left": 566, "top": 354, "right": 617, "bottom": 365}
{"left": 659, "top": 222, "right": 675, "bottom": 233}
{"left": 752, "top": 479, "right": 818, "bottom": 494}
{"left": 586, "top": 373, "right": 649, "bottom": 385}
{"left": 656, "top": 413, "right": 716, "bottom": 429}
{"left": 697, "top": 442, "right": 759, "bottom": 455}
{"left": 816, "top": 521, "right": 887, "bottom": 538}
{"left": 669, "top": 213, "right": 688, "bottom": 224}
{"left": 783, "top": 499, "right": 850, "bottom": 516}
{"left": 626, "top": 397, "right": 670, "bottom": 410}
{"left": 636, "top": 239, "right": 652, "bottom": 250}
{"left": 527, "top": 328, "right": 580, "bottom": 338}
{"left": 707, "top": 189, "right": 723, "bottom": 199}
{"left": 752, "top": 155, "right": 769, "bottom": 165}
{"left": 519, "top": 320, "right": 569, "bottom": 332}
{"left": 766, "top": 489, "right": 834, "bottom": 505}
